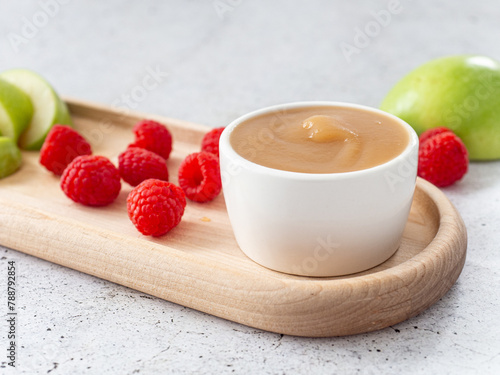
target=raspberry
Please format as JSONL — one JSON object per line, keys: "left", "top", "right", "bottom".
{"left": 127, "top": 179, "right": 186, "bottom": 236}
{"left": 419, "top": 127, "right": 453, "bottom": 145}
{"left": 201, "top": 127, "right": 225, "bottom": 157}
{"left": 418, "top": 131, "right": 468, "bottom": 187}
{"left": 129, "top": 120, "right": 172, "bottom": 160}
{"left": 118, "top": 147, "right": 169, "bottom": 187}
{"left": 40, "top": 125, "right": 92, "bottom": 175}
{"left": 61, "top": 155, "right": 121, "bottom": 206}
{"left": 178, "top": 152, "right": 221, "bottom": 203}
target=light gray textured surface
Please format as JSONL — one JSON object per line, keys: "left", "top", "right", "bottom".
{"left": 1, "top": 1, "right": 500, "bottom": 374}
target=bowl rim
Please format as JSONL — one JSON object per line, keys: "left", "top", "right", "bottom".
{"left": 219, "top": 101, "right": 419, "bottom": 181}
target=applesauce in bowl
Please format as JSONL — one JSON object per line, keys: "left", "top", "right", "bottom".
{"left": 230, "top": 106, "right": 409, "bottom": 174}
{"left": 219, "top": 102, "right": 419, "bottom": 277}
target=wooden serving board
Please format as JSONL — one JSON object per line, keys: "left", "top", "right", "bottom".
{"left": 0, "top": 99, "right": 467, "bottom": 337}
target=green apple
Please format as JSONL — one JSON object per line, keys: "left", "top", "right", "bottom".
{"left": 0, "top": 78, "right": 33, "bottom": 141}
{"left": 0, "top": 69, "right": 72, "bottom": 150}
{"left": 380, "top": 55, "right": 500, "bottom": 160}
{"left": 0, "top": 136, "right": 22, "bottom": 179}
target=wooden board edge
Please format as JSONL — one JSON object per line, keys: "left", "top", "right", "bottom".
{"left": 63, "top": 96, "right": 212, "bottom": 141}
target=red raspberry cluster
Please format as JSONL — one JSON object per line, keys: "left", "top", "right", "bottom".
{"left": 39, "top": 119, "right": 226, "bottom": 237}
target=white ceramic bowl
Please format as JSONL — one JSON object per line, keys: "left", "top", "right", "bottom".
{"left": 219, "top": 102, "right": 419, "bottom": 277}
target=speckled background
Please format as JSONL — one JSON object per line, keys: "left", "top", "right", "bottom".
{"left": 1, "top": 1, "right": 499, "bottom": 374}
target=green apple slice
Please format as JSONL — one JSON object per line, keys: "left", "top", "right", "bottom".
{"left": 0, "top": 136, "right": 22, "bottom": 179}
{"left": 0, "top": 69, "right": 72, "bottom": 150}
{"left": 0, "top": 78, "right": 33, "bottom": 141}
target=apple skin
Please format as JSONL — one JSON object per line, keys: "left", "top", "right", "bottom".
{"left": 0, "top": 136, "right": 22, "bottom": 179}
{"left": 0, "top": 69, "right": 72, "bottom": 151}
{"left": 380, "top": 55, "right": 500, "bottom": 160}
{"left": 0, "top": 78, "right": 33, "bottom": 141}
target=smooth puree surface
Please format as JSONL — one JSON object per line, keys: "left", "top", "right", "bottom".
{"left": 230, "top": 106, "right": 409, "bottom": 173}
